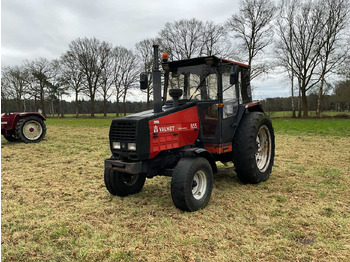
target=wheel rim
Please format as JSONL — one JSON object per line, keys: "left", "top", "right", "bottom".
{"left": 255, "top": 125, "right": 272, "bottom": 173}
{"left": 121, "top": 174, "right": 138, "bottom": 186}
{"left": 23, "top": 120, "right": 43, "bottom": 140}
{"left": 192, "top": 170, "right": 207, "bottom": 200}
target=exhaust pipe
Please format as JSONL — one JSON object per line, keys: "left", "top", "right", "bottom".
{"left": 153, "top": 45, "right": 162, "bottom": 113}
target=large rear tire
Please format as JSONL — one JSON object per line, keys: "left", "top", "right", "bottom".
{"left": 171, "top": 157, "right": 213, "bottom": 212}
{"left": 232, "top": 112, "right": 275, "bottom": 183}
{"left": 15, "top": 116, "right": 46, "bottom": 143}
{"left": 104, "top": 169, "right": 146, "bottom": 197}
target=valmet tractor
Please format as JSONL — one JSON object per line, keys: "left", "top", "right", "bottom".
{"left": 1, "top": 112, "right": 46, "bottom": 143}
{"left": 104, "top": 45, "right": 275, "bottom": 211}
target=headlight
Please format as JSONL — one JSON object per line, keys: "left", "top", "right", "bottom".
{"left": 128, "top": 143, "right": 136, "bottom": 151}
{"left": 112, "top": 142, "right": 121, "bottom": 149}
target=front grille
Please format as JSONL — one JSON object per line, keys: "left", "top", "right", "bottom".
{"left": 110, "top": 121, "right": 136, "bottom": 142}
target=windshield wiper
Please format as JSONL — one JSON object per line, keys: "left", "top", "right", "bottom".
{"left": 189, "top": 72, "right": 210, "bottom": 101}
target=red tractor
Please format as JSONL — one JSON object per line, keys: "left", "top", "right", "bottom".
{"left": 1, "top": 112, "right": 46, "bottom": 143}
{"left": 104, "top": 45, "right": 275, "bottom": 211}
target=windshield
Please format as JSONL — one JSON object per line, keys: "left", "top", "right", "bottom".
{"left": 167, "top": 64, "right": 218, "bottom": 101}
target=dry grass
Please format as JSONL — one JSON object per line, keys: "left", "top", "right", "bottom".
{"left": 1, "top": 122, "right": 350, "bottom": 261}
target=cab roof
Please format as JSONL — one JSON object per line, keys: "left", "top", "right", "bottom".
{"left": 164, "top": 56, "right": 249, "bottom": 70}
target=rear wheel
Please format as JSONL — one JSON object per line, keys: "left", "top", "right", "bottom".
{"left": 15, "top": 116, "right": 46, "bottom": 143}
{"left": 232, "top": 112, "right": 275, "bottom": 183}
{"left": 104, "top": 169, "right": 146, "bottom": 197}
{"left": 171, "top": 157, "right": 213, "bottom": 212}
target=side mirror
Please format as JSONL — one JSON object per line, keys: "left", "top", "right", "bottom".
{"left": 140, "top": 73, "right": 148, "bottom": 90}
{"left": 230, "top": 65, "right": 239, "bottom": 85}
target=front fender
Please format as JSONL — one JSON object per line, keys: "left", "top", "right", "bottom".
{"left": 182, "top": 147, "right": 217, "bottom": 173}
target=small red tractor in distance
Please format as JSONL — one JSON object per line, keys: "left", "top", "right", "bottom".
{"left": 104, "top": 45, "right": 275, "bottom": 211}
{"left": 1, "top": 112, "right": 46, "bottom": 143}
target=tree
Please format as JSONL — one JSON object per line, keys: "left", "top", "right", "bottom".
{"left": 67, "top": 37, "right": 113, "bottom": 117}
{"left": 158, "top": 18, "right": 205, "bottom": 60}
{"left": 226, "top": 0, "right": 276, "bottom": 80}
{"left": 60, "top": 51, "right": 85, "bottom": 117}
{"left": 202, "top": 21, "right": 232, "bottom": 57}
{"left": 276, "top": 0, "right": 350, "bottom": 118}
{"left": 275, "top": 0, "right": 299, "bottom": 117}
{"left": 333, "top": 80, "right": 350, "bottom": 111}
{"left": 315, "top": 0, "right": 350, "bottom": 117}
{"left": 1, "top": 66, "right": 28, "bottom": 111}
{"left": 25, "top": 58, "right": 56, "bottom": 117}
{"left": 49, "top": 59, "right": 70, "bottom": 117}
{"left": 135, "top": 38, "right": 156, "bottom": 109}
{"left": 113, "top": 46, "right": 139, "bottom": 116}
{"left": 276, "top": 0, "right": 326, "bottom": 118}
{"left": 98, "top": 55, "right": 114, "bottom": 117}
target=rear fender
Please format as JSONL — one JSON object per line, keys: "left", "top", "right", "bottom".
{"left": 245, "top": 102, "right": 264, "bottom": 113}
{"left": 17, "top": 112, "right": 46, "bottom": 121}
{"left": 182, "top": 147, "right": 217, "bottom": 173}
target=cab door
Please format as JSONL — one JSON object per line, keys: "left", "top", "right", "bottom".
{"left": 221, "top": 67, "right": 240, "bottom": 144}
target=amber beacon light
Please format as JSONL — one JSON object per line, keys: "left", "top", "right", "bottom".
{"left": 162, "top": 53, "right": 168, "bottom": 62}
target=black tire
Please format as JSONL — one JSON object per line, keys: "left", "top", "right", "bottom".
{"left": 15, "top": 116, "right": 46, "bottom": 143}
{"left": 104, "top": 169, "right": 146, "bottom": 197}
{"left": 3, "top": 135, "right": 19, "bottom": 142}
{"left": 171, "top": 157, "right": 213, "bottom": 212}
{"left": 232, "top": 112, "right": 275, "bottom": 183}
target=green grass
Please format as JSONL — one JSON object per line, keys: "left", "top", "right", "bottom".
{"left": 272, "top": 118, "right": 350, "bottom": 137}
{"left": 45, "top": 114, "right": 350, "bottom": 136}
{"left": 1, "top": 117, "right": 350, "bottom": 261}
{"left": 46, "top": 118, "right": 112, "bottom": 127}
{"left": 269, "top": 110, "right": 350, "bottom": 118}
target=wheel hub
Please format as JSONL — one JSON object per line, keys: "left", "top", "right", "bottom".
{"left": 121, "top": 174, "right": 138, "bottom": 186}
{"left": 192, "top": 170, "right": 207, "bottom": 200}
{"left": 23, "top": 121, "right": 43, "bottom": 140}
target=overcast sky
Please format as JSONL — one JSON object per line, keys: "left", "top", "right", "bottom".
{"left": 1, "top": 0, "right": 290, "bottom": 100}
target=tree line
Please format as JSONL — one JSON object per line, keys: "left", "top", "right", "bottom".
{"left": 2, "top": 0, "right": 350, "bottom": 118}
{"left": 262, "top": 80, "right": 350, "bottom": 113}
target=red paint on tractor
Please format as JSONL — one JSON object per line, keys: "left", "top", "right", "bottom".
{"left": 204, "top": 142, "right": 233, "bottom": 154}
{"left": 148, "top": 107, "right": 199, "bottom": 159}
{"left": 1, "top": 112, "right": 46, "bottom": 137}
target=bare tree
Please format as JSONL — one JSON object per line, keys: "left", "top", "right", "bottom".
{"left": 113, "top": 46, "right": 127, "bottom": 116}
{"left": 98, "top": 55, "right": 114, "bottom": 117}
{"left": 60, "top": 51, "right": 85, "bottom": 117}
{"left": 226, "top": 0, "right": 276, "bottom": 80}
{"left": 135, "top": 38, "right": 156, "bottom": 109}
{"left": 1, "top": 66, "right": 28, "bottom": 111}
{"left": 275, "top": 0, "right": 299, "bottom": 117}
{"left": 316, "top": 0, "right": 350, "bottom": 117}
{"left": 49, "top": 59, "right": 71, "bottom": 117}
{"left": 202, "top": 21, "right": 232, "bottom": 57}
{"left": 113, "top": 46, "right": 139, "bottom": 116}
{"left": 67, "top": 37, "right": 113, "bottom": 117}
{"left": 121, "top": 53, "right": 139, "bottom": 116}
{"left": 158, "top": 18, "right": 205, "bottom": 60}
{"left": 334, "top": 80, "right": 350, "bottom": 111}
{"left": 25, "top": 58, "right": 56, "bottom": 116}
{"left": 276, "top": 0, "right": 326, "bottom": 117}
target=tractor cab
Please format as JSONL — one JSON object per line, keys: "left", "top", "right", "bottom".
{"left": 160, "top": 55, "right": 257, "bottom": 157}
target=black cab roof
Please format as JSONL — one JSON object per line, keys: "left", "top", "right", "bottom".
{"left": 164, "top": 56, "right": 249, "bottom": 71}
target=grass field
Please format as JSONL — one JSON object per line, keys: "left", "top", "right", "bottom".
{"left": 1, "top": 117, "right": 350, "bottom": 261}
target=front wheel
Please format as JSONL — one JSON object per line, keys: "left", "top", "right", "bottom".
{"left": 15, "top": 116, "right": 46, "bottom": 143}
{"left": 171, "top": 157, "right": 213, "bottom": 212}
{"left": 104, "top": 169, "right": 146, "bottom": 197}
{"left": 232, "top": 112, "right": 275, "bottom": 183}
